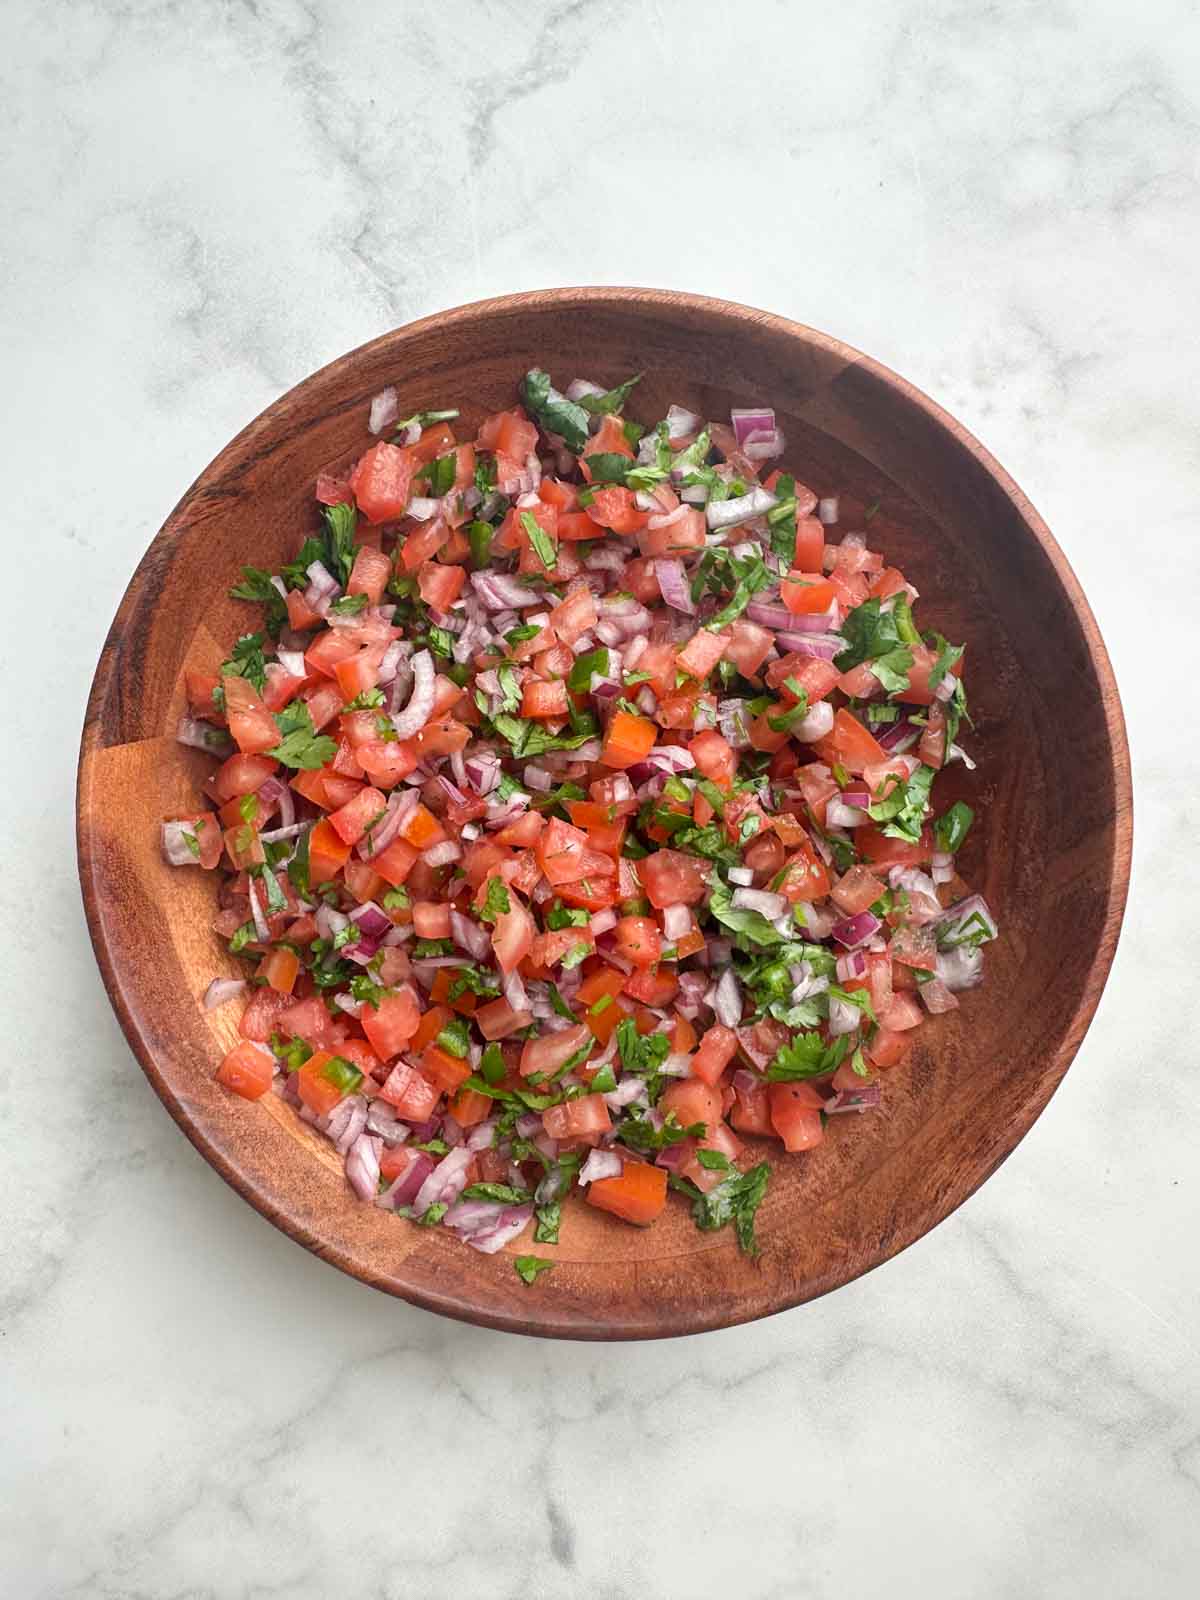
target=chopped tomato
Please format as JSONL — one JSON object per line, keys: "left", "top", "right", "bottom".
{"left": 217, "top": 1041, "right": 274, "bottom": 1100}
{"left": 587, "top": 1160, "right": 667, "bottom": 1226}
{"left": 349, "top": 442, "right": 415, "bottom": 524}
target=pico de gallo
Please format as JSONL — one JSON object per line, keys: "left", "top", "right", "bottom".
{"left": 166, "top": 369, "right": 998, "bottom": 1273}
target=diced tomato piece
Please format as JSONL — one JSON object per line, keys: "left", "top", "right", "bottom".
{"left": 613, "top": 916, "right": 661, "bottom": 968}
{"left": 622, "top": 967, "right": 678, "bottom": 1007}
{"left": 222, "top": 675, "right": 280, "bottom": 756}
{"left": 368, "top": 835, "right": 418, "bottom": 887}
{"left": 775, "top": 838, "right": 832, "bottom": 904}
{"left": 781, "top": 573, "right": 837, "bottom": 616}
{"left": 793, "top": 516, "right": 824, "bottom": 571}
{"left": 688, "top": 728, "right": 736, "bottom": 788}
{"left": 587, "top": 1160, "right": 668, "bottom": 1226}
{"left": 601, "top": 709, "right": 657, "bottom": 769}
{"left": 491, "top": 896, "right": 535, "bottom": 974}
{"left": 238, "top": 986, "right": 295, "bottom": 1042}
{"left": 676, "top": 629, "right": 729, "bottom": 681}
{"left": 682, "top": 1120, "right": 744, "bottom": 1193}
{"left": 868, "top": 1027, "right": 914, "bottom": 1068}
{"left": 475, "top": 996, "right": 534, "bottom": 1039}
{"left": 378, "top": 1060, "right": 440, "bottom": 1120}
{"left": 349, "top": 442, "right": 414, "bottom": 524}
{"left": 420, "top": 1042, "right": 471, "bottom": 1096}
{"left": 724, "top": 618, "right": 773, "bottom": 678}
{"left": 880, "top": 993, "right": 925, "bottom": 1031}
{"left": 328, "top": 785, "right": 387, "bottom": 847}
{"left": 397, "top": 802, "right": 445, "bottom": 851}
{"left": 581, "top": 414, "right": 635, "bottom": 477}
{"left": 357, "top": 739, "right": 419, "bottom": 789}
{"left": 857, "top": 824, "right": 934, "bottom": 867}
{"left": 521, "top": 678, "right": 570, "bottom": 719}
{"left": 520, "top": 1023, "right": 592, "bottom": 1080}
{"left": 585, "top": 485, "right": 647, "bottom": 534}
{"left": 207, "top": 754, "right": 278, "bottom": 805}
{"left": 768, "top": 1083, "right": 826, "bottom": 1151}
{"left": 359, "top": 989, "right": 421, "bottom": 1060}
{"left": 640, "top": 849, "right": 708, "bottom": 909}
{"left": 637, "top": 506, "right": 706, "bottom": 557}
{"left": 730, "top": 1074, "right": 774, "bottom": 1136}
{"left": 347, "top": 545, "right": 392, "bottom": 606}
{"left": 277, "top": 995, "right": 339, "bottom": 1050}
{"left": 658, "top": 1078, "right": 722, "bottom": 1137}
{"left": 542, "top": 1093, "right": 611, "bottom": 1140}
{"left": 810, "top": 708, "right": 889, "bottom": 774}
{"left": 261, "top": 946, "right": 300, "bottom": 995}
{"left": 686, "top": 1024, "right": 739, "bottom": 1088}
{"left": 308, "top": 817, "right": 352, "bottom": 885}
{"left": 411, "top": 900, "right": 451, "bottom": 940}
{"left": 223, "top": 823, "right": 264, "bottom": 870}
{"left": 831, "top": 864, "right": 886, "bottom": 917}
{"left": 216, "top": 1041, "right": 274, "bottom": 1100}
{"left": 417, "top": 562, "right": 466, "bottom": 611}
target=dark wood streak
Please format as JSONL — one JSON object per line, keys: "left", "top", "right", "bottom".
{"left": 76, "top": 288, "right": 1132, "bottom": 1340}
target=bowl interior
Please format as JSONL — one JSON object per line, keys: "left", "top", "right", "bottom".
{"left": 78, "top": 290, "right": 1130, "bottom": 1338}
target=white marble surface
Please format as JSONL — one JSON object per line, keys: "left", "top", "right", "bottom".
{"left": 2, "top": 1, "right": 1198, "bottom": 1595}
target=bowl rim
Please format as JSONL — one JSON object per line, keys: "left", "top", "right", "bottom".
{"left": 76, "top": 286, "right": 1132, "bottom": 1338}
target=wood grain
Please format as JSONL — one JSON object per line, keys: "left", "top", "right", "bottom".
{"left": 76, "top": 288, "right": 1132, "bottom": 1339}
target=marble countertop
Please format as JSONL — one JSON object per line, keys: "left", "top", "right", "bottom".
{"left": 4, "top": 1, "right": 1198, "bottom": 1595}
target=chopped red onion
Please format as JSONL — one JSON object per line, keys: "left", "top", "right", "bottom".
{"left": 377, "top": 1152, "right": 435, "bottom": 1209}
{"left": 366, "top": 1102, "right": 411, "bottom": 1144}
{"left": 661, "top": 903, "right": 692, "bottom": 941}
{"left": 503, "top": 969, "right": 529, "bottom": 1012}
{"left": 368, "top": 386, "right": 399, "bottom": 434}
{"left": 450, "top": 909, "right": 491, "bottom": 961}
{"left": 818, "top": 496, "right": 840, "bottom": 525}
{"left": 743, "top": 427, "right": 786, "bottom": 463}
{"left": 836, "top": 950, "right": 868, "bottom": 982}
{"left": 712, "top": 968, "right": 743, "bottom": 1029}
{"left": 831, "top": 911, "right": 882, "bottom": 949}
{"left": 344, "top": 1133, "right": 382, "bottom": 1201}
{"left": 731, "top": 887, "right": 787, "bottom": 919}
{"left": 935, "top": 671, "right": 959, "bottom": 704}
{"left": 589, "top": 907, "right": 618, "bottom": 937}
{"left": 655, "top": 557, "right": 695, "bottom": 614}
{"left": 412, "top": 1145, "right": 473, "bottom": 1216}
{"left": 349, "top": 900, "right": 392, "bottom": 941}
{"left": 706, "top": 486, "right": 778, "bottom": 531}
{"left": 246, "top": 878, "right": 270, "bottom": 943}
{"left": 666, "top": 403, "right": 703, "bottom": 439}
{"left": 826, "top": 797, "right": 867, "bottom": 828}
{"left": 877, "top": 719, "right": 922, "bottom": 753}
{"left": 726, "top": 866, "right": 754, "bottom": 887}
{"left": 391, "top": 648, "right": 435, "bottom": 739}
{"left": 176, "top": 715, "right": 233, "bottom": 757}
{"left": 935, "top": 944, "right": 985, "bottom": 991}
{"left": 303, "top": 560, "right": 340, "bottom": 614}
{"left": 203, "top": 977, "right": 247, "bottom": 1010}
{"left": 421, "top": 839, "right": 461, "bottom": 869}
{"left": 330, "top": 1095, "right": 369, "bottom": 1155}
{"left": 464, "top": 751, "right": 501, "bottom": 796}
{"left": 470, "top": 571, "right": 545, "bottom": 611}
{"left": 523, "top": 764, "right": 553, "bottom": 793}
{"left": 933, "top": 894, "right": 997, "bottom": 946}
{"left": 161, "top": 820, "right": 204, "bottom": 866}
{"left": 731, "top": 407, "right": 775, "bottom": 447}
{"left": 775, "top": 631, "right": 845, "bottom": 660}
{"left": 578, "top": 1149, "right": 624, "bottom": 1186}
{"left": 792, "top": 702, "right": 836, "bottom": 742}
{"left": 358, "top": 789, "right": 417, "bottom": 858}
{"left": 828, "top": 996, "right": 861, "bottom": 1036}
{"left": 826, "top": 1083, "right": 881, "bottom": 1114}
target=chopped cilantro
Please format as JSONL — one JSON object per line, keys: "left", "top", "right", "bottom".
{"left": 690, "top": 1161, "right": 770, "bottom": 1258}
{"left": 515, "top": 1255, "right": 555, "bottom": 1285}
{"left": 267, "top": 702, "right": 337, "bottom": 771}
{"left": 478, "top": 878, "right": 511, "bottom": 925}
{"left": 577, "top": 373, "right": 641, "bottom": 415}
{"left": 933, "top": 801, "right": 974, "bottom": 854}
{"left": 229, "top": 569, "right": 287, "bottom": 635}
{"left": 520, "top": 368, "right": 589, "bottom": 453}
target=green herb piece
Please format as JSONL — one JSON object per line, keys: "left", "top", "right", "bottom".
{"left": 230, "top": 568, "right": 287, "bottom": 635}
{"left": 219, "top": 632, "right": 267, "bottom": 692}
{"left": 868, "top": 647, "right": 914, "bottom": 694}
{"left": 868, "top": 764, "right": 935, "bottom": 843}
{"left": 567, "top": 646, "right": 610, "bottom": 695}
{"left": 260, "top": 864, "right": 286, "bottom": 915}
{"left": 416, "top": 1202, "right": 448, "bottom": 1227}
{"left": 267, "top": 702, "right": 337, "bottom": 771}
{"left": 696, "top": 1148, "right": 733, "bottom": 1172}
{"left": 228, "top": 920, "right": 256, "bottom": 955}
{"left": 448, "top": 966, "right": 502, "bottom": 1002}
{"left": 514, "top": 1255, "right": 555, "bottom": 1285}
{"left": 767, "top": 1032, "right": 853, "bottom": 1081}
{"left": 545, "top": 902, "right": 591, "bottom": 931}
{"left": 479, "top": 1043, "right": 506, "bottom": 1086}
{"left": 690, "top": 1161, "right": 770, "bottom": 1258}
{"left": 320, "top": 1055, "right": 363, "bottom": 1095}
{"left": 323, "top": 501, "right": 359, "bottom": 586}
{"left": 616, "top": 1110, "right": 702, "bottom": 1153}
{"left": 286, "top": 826, "right": 311, "bottom": 896}
{"left": 462, "top": 1182, "right": 532, "bottom": 1205}
{"left": 834, "top": 598, "right": 910, "bottom": 679}
{"left": 933, "top": 801, "right": 974, "bottom": 854}
{"left": 416, "top": 452, "right": 456, "bottom": 497}
{"left": 491, "top": 714, "right": 597, "bottom": 760}
{"left": 479, "top": 878, "right": 511, "bottom": 925}
{"left": 329, "top": 592, "right": 369, "bottom": 617}
{"left": 707, "top": 880, "right": 787, "bottom": 948}
{"left": 396, "top": 408, "right": 460, "bottom": 432}
{"left": 520, "top": 368, "right": 589, "bottom": 453}
{"left": 589, "top": 1062, "right": 618, "bottom": 1094}
{"left": 767, "top": 690, "right": 812, "bottom": 733}
{"left": 468, "top": 519, "right": 494, "bottom": 568}
{"left": 519, "top": 511, "right": 557, "bottom": 572}
{"left": 436, "top": 1017, "right": 472, "bottom": 1058}
{"left": 577, "top": 373, "right": 642, "bottom": 415}
{"left": 559, "top": 941, "right": 592, "bottom": 972}
{"left": 925, "top": 633, "right": 965, "bottom": 694}
{"left": 615, "top": 1018, "right": 671, "bottom": 1077}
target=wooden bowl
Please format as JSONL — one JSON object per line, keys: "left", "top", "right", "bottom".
{"left": 77, "top": 289, "right": 1131, "bottom": 1339}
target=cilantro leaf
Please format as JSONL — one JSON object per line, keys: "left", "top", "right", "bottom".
{"left": 478, "top": 878, "right": 511, "bottom": 925}
{"left": 767, "top": 1032, "right": 852, "bottom": 1080}
{"left": 868, "top": 764, "right": 935, "bottom": 843}
{"left": 867, "top": 646, "right": 914, "bottom": 694}
{"left": 577, "top": 374, "right": 642, "bottom": 415}
{"left": 462, "top": 1182, "right": 532, "bottom": 1205}
{"left": 707, "top": 879, "right": 786, "bottom": 948}
{"left": 615, "top": 1018, "right": 671, "bottom": 1077}
{"left": 514, "top": 1255, "right": 555, "bottom": 1285}
{"left": 835, "top": 598, "right": 907, "bottom": 674}
{"left": 616, "top": 1109, "right": 703, "bottom": 1153}
{"left": 520, "top": 368, "right": 589, "bottom": 453}
{"left": 230, "top": 569, "right": 287, "bottom": 635}
{"left": 690, "top": 1161, "right": 770, "bottom": 1258}
{"left": 416, "top": 452, "right": 456, "bottom": 497}
{"left": 933, "top": 801, "right": 974, "bottom": 854}
{"left": 519, "top": 511, "right": 557, "bottom": 571}
{"left": 219, "top": 633, "right": 267, "bottom": 692}
{"left": 267, "top": 703, "right": 337, "bottom": 770}
{"left": 280, "top": 537, "right": 329, "bottom": 592}
{"left": 323, "top": 501, "right": 358, "bottom": 586}
{"left": 925, "top": 633, "right": 965, "bottom": 694}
